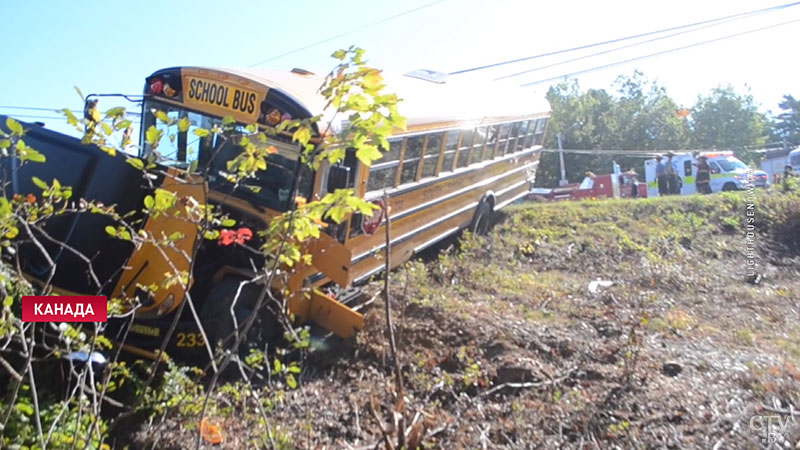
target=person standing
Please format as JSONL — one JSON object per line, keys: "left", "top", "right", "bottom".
{"left": 695, "top": 155, "right": 711, "bottom": 194}
{"left": 783, "top": 165, "right": 796, "bottom": 193}
{"left": 655, "top": 156, "right": 668, "bottom": 196}
{"left": 665, "top": 153, "right": 678, "bottom": 195}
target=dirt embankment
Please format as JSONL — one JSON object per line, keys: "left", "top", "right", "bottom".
{"left": 135, "top": 191, "right": 800, "bottom": 449}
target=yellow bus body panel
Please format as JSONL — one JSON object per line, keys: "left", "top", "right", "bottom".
{"left": 112, "top": 175, "right": 205, "bottom": 315}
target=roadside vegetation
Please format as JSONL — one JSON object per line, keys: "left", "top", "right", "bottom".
{"left": 124, "top": 188, "right": 799, "bottom": 448}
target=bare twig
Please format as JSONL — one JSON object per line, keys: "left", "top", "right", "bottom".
{"left": 479, "top": 367, "right": 575, "bottom": 397}
{"left": 0, "top": 355, "right": 22, "bottom": 382}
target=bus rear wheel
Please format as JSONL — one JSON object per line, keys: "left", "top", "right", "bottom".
{"left": 470, "top": 201, "right": 493, "bottom": 235}
{"left": 200, "top": 278, "right": 281, "bottom": 354}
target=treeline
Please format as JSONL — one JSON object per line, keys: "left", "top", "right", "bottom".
{"left": 535, "top": 71, "right": 800, "bottom": 186}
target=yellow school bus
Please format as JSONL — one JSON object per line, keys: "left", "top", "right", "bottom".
{"left": 14, "top": 66, "right": 548, "bottom": 360}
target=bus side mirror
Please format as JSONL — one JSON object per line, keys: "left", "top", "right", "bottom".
{"left": 328, "top": 165, "right": 351, "bottom": 191}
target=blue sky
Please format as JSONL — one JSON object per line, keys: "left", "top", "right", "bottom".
{"left": 2, "top": 0, "right": 799, "bottom": 138}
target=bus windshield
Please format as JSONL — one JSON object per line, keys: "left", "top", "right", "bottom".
{"left": 141, "top": 99, "right": 312, "bottom": 212}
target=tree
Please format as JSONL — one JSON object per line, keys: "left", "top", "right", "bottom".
{"left": 690, "top": 85, "right": 770, "bottom": 164}
{"left": 773, "top": 94, "right": 800, "bottom": 146}
{"left": 537, "top": 72, "right": 690, "bottom": 186}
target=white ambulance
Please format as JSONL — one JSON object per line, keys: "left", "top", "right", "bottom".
{"left": 644, "top": 151, "right": 769, "bottom": 197}
{"left": 791, "top": 148, "right": 800, "bottom": 172}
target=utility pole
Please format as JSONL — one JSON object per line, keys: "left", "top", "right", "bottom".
{"left": 557, "top": 122, "right": 582, "bottom": 187}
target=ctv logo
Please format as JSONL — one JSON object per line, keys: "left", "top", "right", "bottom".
{"left": 21, "top": 296, "right": 107, "bottom": 322}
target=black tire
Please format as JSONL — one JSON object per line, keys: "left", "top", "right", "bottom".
{"left": 470, "top": 201, "right": 492, "bottom": 235}
{"left": 200, "top": 278, "right": 281, "bottom": 353}
{"left": 722, "top": 182, "right": 738, "bottom": 192}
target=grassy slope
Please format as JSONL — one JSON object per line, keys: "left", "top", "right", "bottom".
{"left": 136, "top": 191, "right": 800, "bottom": 449}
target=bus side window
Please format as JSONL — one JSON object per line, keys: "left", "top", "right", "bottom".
{"left": 441, "top": 131, "right": 459, "bottom": 172}
{"left": 421, "top": 132, "right": 443, "bottom": 179}
{"left": 366, "top": 139, "right": 402, "bottom": 192}
{"left": 684, "top": 161, "right": 692, "bottom": 177}
{"left": 482, "top": 125, "right": 500, "bottom": 161}
{"left": 524, "top": 119, "right": 536, "bottom": 148}
{"left": 456, "top": 130, "right": 473, "bottom": 168}
{"left": 495, "top": 123, "right": 511, "bottom": 157}
{"left": 400, "top": 136, "right": 424, "bottom": 184}
{"left": 511, "top": 120, "right": 529, "bottom": 153}
{"left": 504, "top": 122, "right": 521, "bottom": 155}
{"left": 470, "top": 127, "right": 488, "bottom": 164}
{"left": 534, "top": 118, "right": 548, "bottom": 146}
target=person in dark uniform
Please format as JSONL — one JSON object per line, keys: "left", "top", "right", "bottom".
{"left": 665, "top": 153, "right": 679, "bottom": 195}
{"left": 655, "top": 156, "right": 668, "bottom": 195}
{"left": 783, "top": 165, "right": 796, "bottom": 192}
{"left": 695, "top": 155, "right": 711, "bottom": 194}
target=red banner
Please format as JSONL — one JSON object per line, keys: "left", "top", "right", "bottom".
{"left": 21, "top": 296, "right": 107, "bottom": 322}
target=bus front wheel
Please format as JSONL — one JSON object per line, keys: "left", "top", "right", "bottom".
{"left": 200, "top": 278, "right": 281, "bottom": 354}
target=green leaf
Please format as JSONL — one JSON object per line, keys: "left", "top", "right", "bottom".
{"left": 286, "top": 373, "right": 297, "bottom": 389}
{"left": 104, "top": 107, "right": 126, "bottom": 118}
{"left": 222, "top": 116, "right": 235, "bottom": 126}
{"left": 362, "top": 70, "right": 384, "bottom": 91}
{"left": 118, "top": 229, "right": 132, "bottom": 241}
{"left": 31, "top": 177, "right": 48, "bottom": 190}
{"left": 355, "top": 145, "right": 383, "bottom": 166}
{"left": 16, "top": 403, "right": 34, "bottom": 416}
{"left": 292, "top": 127, "right": 312, "bottom": 146}
{"left": 3, "top": 296, "right": 12, "bottom": 307}
{"left": 115, "top": 119, "right": 132, "bottom": 131}
{"left": 221, "top": 218, "right": 236, "bottom": 227}
{"left": 273, "top": 358, "right": 283, "bottom": 374}
{"left": 189, "top": 159, "right": 198, "bottom": 172}
{"left": 332, "top": 49, "right": 346, "bottom": 60}
{"left": 24, "top": 148, "right": 46, "bottom": 163}
{"left": 61, "top": 109, "right": 79, "bottom": 126}
{"left": 154, "top": 189, "right": 176, "bottom": 211}
{"left": 126, "top": 158, "right": 145, "bottom": 170}
{"left": 143, "top": 195, "right": 155, "bottom": 209}
{"left": 5, "top": 227, "right": 19, "bottom": 239}
{"left": 194, "top": 128, "right": 210, "bottom": 138}
{"left": 74, "top": 86, "right": 85, "bottom": 101}
{"left": 155, "top": 111, "right": 170, "bottom": 124}
{"left": 145, "top": 126, "right": 162, "bottom": 146}
{"left": 104, "top": 226, "right": 117, "bottom": 237}
{"left": 6, "top": 118, "right": 23, "bottom": 136}
{"left": 0, "top": 139, "right": 10, "bottom": 149}
{"left": 178, "top": 117, "right": 191, "bottom": 133}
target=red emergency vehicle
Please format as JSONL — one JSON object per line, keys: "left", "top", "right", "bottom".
{"left": 532, "top": 171, "right": 646, "bottom": 201}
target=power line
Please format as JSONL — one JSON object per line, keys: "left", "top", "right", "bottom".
{"left": 2, "top": 113, "right": 141, "bottom": 124}
{"left": 450, "top": 1, "right": 800, "bottom": 75}
{"left": 249, "top": 0, "right": 445, "bottom": 68}
{"left": 494, "top": 13, "right": 764, "bottom": 81}
{"left": 0, "top": 105, "right": 72, "bottom": 112}
{"left": 519, "top": 17, "right": 800, "bottom": 88}
{"left": 0, "top": 105, "right": 141, "bottom": 116}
